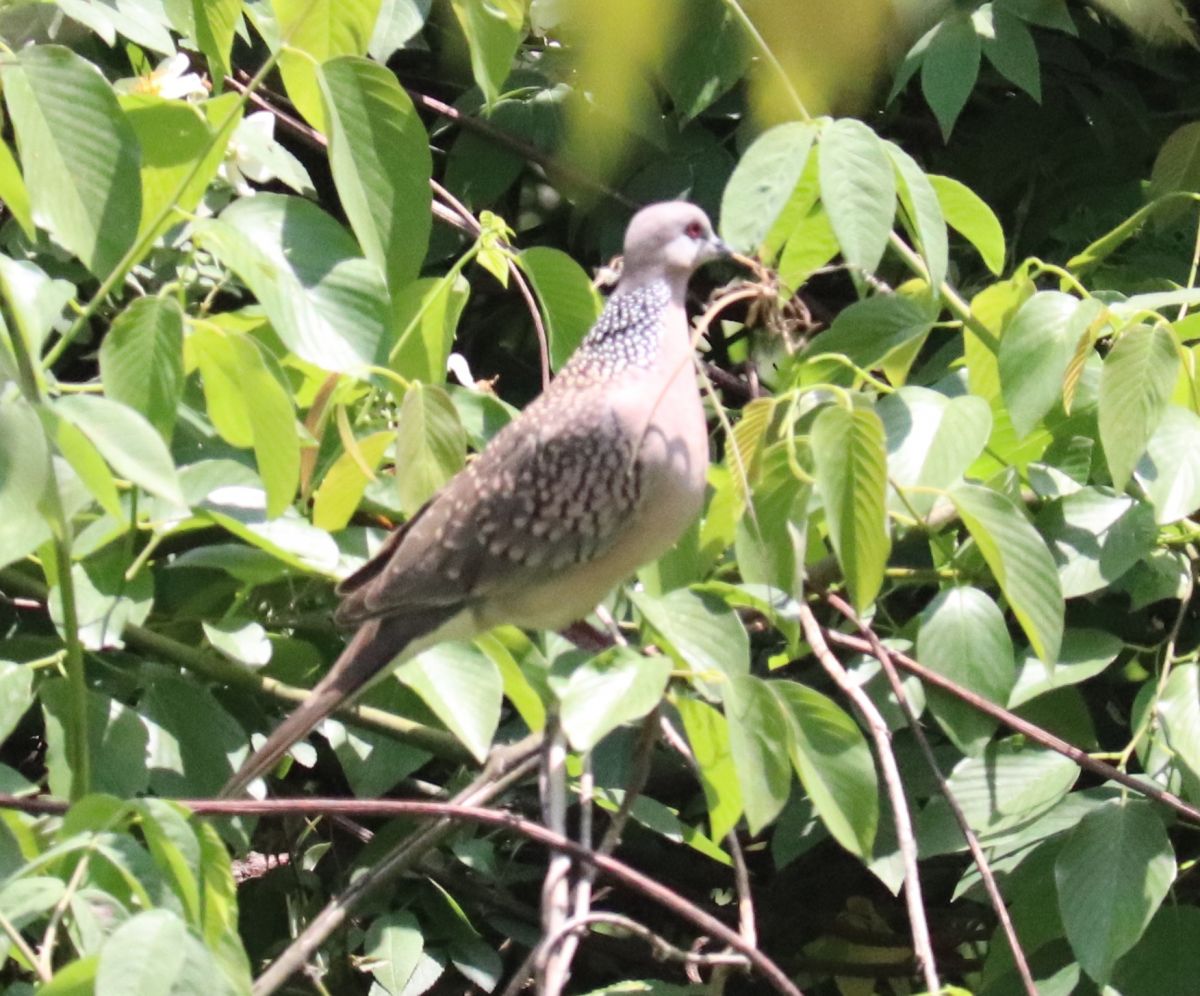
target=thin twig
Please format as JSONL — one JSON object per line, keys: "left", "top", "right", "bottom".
{"left": 548, "top": 911, "right": 749, "bottom": 968}
{"left": 796, "top": 603, "right": 940, "bottom": 995}
{"left": 822, "top": 630, "right": 1200, "bottom": 827}
{"left": 826, "top": 594, "right": 1035, "bottom": 996}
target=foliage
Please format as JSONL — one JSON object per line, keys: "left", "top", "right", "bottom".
{"left": 0, "top": 1, "right": 1199, "bottom": 994}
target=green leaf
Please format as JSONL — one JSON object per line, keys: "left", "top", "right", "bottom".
{"left": 518, "top": 246, "right": 601, "bottom": 369}
{"left": 195, "top": 194, "right": 390, "bottom": 373}
{"left": 1136, "top": 403, "right": 1200, "bottom": 523}
{"left": 0, "top": 139, "right": 34, "bottom": 240}
{"left": 122, "top": 93, "right": 239, "bottom": 247}
{"left": 1009, "top": 628, "right": 1123, "bottom": 708}
{"left": 39, "top": 957, "right": 99, "bottom": 995}
{"left": 928, "top": 173, "right": 1006, "bottom": 274}
{"left": 722, "top": 675, "right": 792, "bottom": 833}
{"left": 193, "top": 0, "right": 242, "bottom": 83}
{"left": 811, "top": 405, "right": 890, "bottom": 611}
{"left": 1099, "top": 324, "right": 1179, "bottom": 489}
{"left": 559, "top": 648, "right": 672, "bottom": 751}
{"left": 917, "top": 739, "right": 1079, "bottom": 855}
{"left": 364, "top": 910, "right": 424, "bottom": 995}
{"left": 631, "top": 588, "right": 750, "bottom": 691}
{"left": 817, "top": 119, "right": 897, "bottom": 274}
{"left": 1037, "top": 488, "right": 1157, "bottom": 597}
{"left": 141, "top": 675, "right": 255, "bottom": 797}
{"left": 996, "top": 0, "right": 1076, "bottom": 33}
{"left": 41, "top": 682, "right": 149, "bottom": 798}
{"left": 0, "top": 662, "right": 33, "bottom": 744}
{"left": 390, "top": 274, "right": 472, "bottom": 383}
{"left": 719, "top": 122, "right": 816, "bottom": 253}
{"left": 1, "top": 45, "right": 141, "bottom": 278}
{"left": 1150, "top": 120, "right": 1200, "bottom": 206}
{"left": 982, "top": 7, "right": 1041, "bottom": 100}
{"left": 135, "top": 799, "right": 202, "bottom": 926}
{"left": 999, "top": 292, "right": 1102, "bottom": 438}
{"left": 42, "top": 406, "right": 124, "bottom": 521}
{"left": 313, "top": 430, "right": 395, "bottom": 531}
{"left": 887, "top": 143, "right": 948, "bottom": 289}
{"left": 879, "top": 388, "right": 992, "bottom": 517}
{"left": 99, "top": 296, "right": 185, "bottom": 440}
{"left": 54, "top": 394, "right": 185, "bottom": 507}
{"left": 370, "top": 0, "right": 433, "bottom": 60}
{"left": 916, "top": 586, "right": 1015, "bottom": 754}
{"left": 771, "top": 681, "right": 877, "bottom": 859}
{"left": 1055, "top": 800, "right": 1176, "bottom": 985}
{"left": 397, "top": 641, "right": 502, "bottom": 762}
{"left": 96, "top": 908, "right": 239, "bottom": 996}
{"left": 273, "top": 0, "right": 380, "bottom": 130}
{"left": 659, "top": 0, "right": 748, "bottom": 120}
{"left": 920, "top": 13, "right": 981, "bottom": 140}
{"left": 1154, "top": 663, "right": 1200, "bottom": 787}
{"left": 0, "top": 395, "right": 51, "bottom": 570}
{"left": 1112, "top": 905, "right": 1200, "bottom": 996}
{"left": 803, "top": 294, "right": 936, "bottom": 370}
{"left": 676, "top": 694, "right": 743, "bottom": 841}
{"left": 48, "top": 556, "right": 153, "bottom": 651}
{"left": 0, "top": 254, "right": 74, "bottom": 357}
{"left": 393, "top": 382, "right": 467, "bottom": 515}
{"left": 320, "top": 56, "right": 433, "bottom": 291}
{"left": 949, "top": 483, "right": 1063, "bottom": 663}
{"left": 189, "top": 326, "right": 300, "bottom": 519}
{"left": 450, "top": 0, "right": 524, "bottom": 106}
{"left": 203, "top": 618, "right": 273, "bottom": 667}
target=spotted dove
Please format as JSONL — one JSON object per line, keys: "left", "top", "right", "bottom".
{"left": 220, "top": 201, "right": 728, "bottom": 796}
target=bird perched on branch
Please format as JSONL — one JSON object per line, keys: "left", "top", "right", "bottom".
{"left": 220, "top": 201, "right": 729, "bottom": 797}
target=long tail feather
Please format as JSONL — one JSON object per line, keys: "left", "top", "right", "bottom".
{"left": 220, "top": 614, "right": 429, "bottom": 798}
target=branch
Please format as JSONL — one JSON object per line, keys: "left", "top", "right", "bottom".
{"left": 825, "top": 594, "right": 1035, "bottom": 996}
{"left": 822, "top": 630, "right": 1200, "bottom": 827}
{"left": 796, "top": 604, "right": 940, "bottom": 995}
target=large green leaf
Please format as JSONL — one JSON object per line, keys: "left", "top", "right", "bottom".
{"left": 121, "top": 93, "right": 239, "bottom": 247}
{"left": 659, "top": 0, "right": 748, "bottom": 120}
{"left": 193, "top": 0, "right": 242, "bottom": 82}
{"left": 1, "top": 45, "right": 141, "bottom": 278}
{"left": 99, "top": 296, "right": 184, "bottom": 440}
{"left": 1098, "top": 324, "right": 1179, "bottom": 489}
{"left": 195, "top": 194, "right": 390, "bottom": 373}
{"left": 771, "top": 680, "right": 878, "bottom": 859}
{"left": 450, "top": 0, "right": 524, "bottom": 106}
{"left": 817, "top": 119, "right": 896, "bottom": 274}
{"left": 722, "top": 674, "right": 792, "bottom": 834}
{"left": 0, "top": 139, "right": 34, "bottom": 240}
{"left": 676, "top": 694, "right": 743, "bottom": 842}
{"left": 1155, "top": 663, "right": 1200, "bottom": 787}
{"left": 878, "top": 387, "right": 992, "bottom": 517}
{"left": 54, "top": 394, "right": 185, "bottom": 508}
{"left": 916, "top": 740, "right": 1079, "bottom": 856}
{"left": 0, "top": 253, "right": 73, "bottom": 357}
{"left": 313, "top": 430, "right": 395, "bottom": 531}
{"left": 364, "top": 911, "right": 424, "bottom": 995}
{"left": 802, "top": 294, "right": 935, "bottom": 370}
{"left": 1136, "top": 404, "right": 1200, "bottom": 523}
{"left": 559, "top": 648, "right": 671, "bottom": 750}
{"left": 811, "top": 405, "right": 890, "bottom": 611}
{"left": 1036, "top": 488, "right": 1157, "bottom": 597}
{"left": 949, "top": 483, "right": 1063, "bottom": 663}
{"left": 188, "top": 326, "right": 300, "bottom": 519}
{"left": 393, "top": 382, "right": 467, "bottom": 515}
{"left": 0, "top": 393, "right": 51, "bottom": 570}
{"left": 983, "top": 7, "right": 1041, "bottom": 100}
{"left": 518, "top": 246, "right": 601, "bottom": 369}
{"left": 631, "top": 587, "right": 750, "bottom": 692}
{"left": 1112, "top": 905, "right": 1200, "bottom": 996}
{"left": 719, "top": 122, "right": 816, "bottom": 253}
{"left": 320, "top": 56, "right": 432, "bottom": 291}
{"left": 921, "top": 12, "right": 982, "bottom": 139}
{"left": 0, "top": 662, "right": 33, "bottom": 745}
{"left": 1055, "top": 799, "right": 1176, "bottom": 985}
{"left": 999, "top": 292, "right": 1102, "bottom": 438}
{"left": 916, "top": 586, "right": 1014, "bottom": 754}
{"left": 1008, "top": 628, "right": 1123, "bottom": 708}
{"left": 397, "top": 641, "right": 502, "bottom": 762}
{"left": 887, "top": 143, "right": 948, "bottom": 289}
{"left": 390, "top": 274, "right": 471, "bottom": 383}
{"left": 95, "top": 908, "right": 241, "bottom": 996}
{"left": 272, "top": 0, "right": 380, "bottom": 130}
{"left": 928, "top": 173, "right": 1006, "bottom": 274}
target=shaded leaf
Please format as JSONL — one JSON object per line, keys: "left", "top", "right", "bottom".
{"left": 719, "top": 122, "right": 815, "bottom": 253}
{"left": 1099, "top": 324, "right": 1178, "bottom": 488}
{"left": 396, "top": 641, "right": 502, "bottom": 762}
{"left": 818, "top": 119, "right": 896, "bottom": 274}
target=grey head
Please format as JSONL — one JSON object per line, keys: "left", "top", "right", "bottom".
{"left": 618, "top": 201, "right": 729, "bottom": 292}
